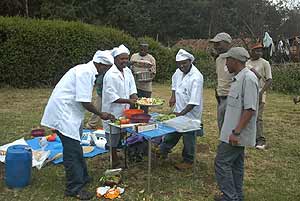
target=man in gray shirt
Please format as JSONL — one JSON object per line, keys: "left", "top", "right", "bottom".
{"left": 214, "top": 47, "right": 259, "bottom": 201}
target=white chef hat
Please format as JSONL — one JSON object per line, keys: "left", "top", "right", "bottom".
{"left": 93, "top": 50, "right": 114, "bottom": 65}
{"left": 176, "top": 49, "right": 195, "bottom": 62}
{"left": 111, "top": 44, "right": 130, "bottom": 58}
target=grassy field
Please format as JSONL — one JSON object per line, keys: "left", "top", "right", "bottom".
{"left": 0, "top": 83, "right": 299, "bottom": 201}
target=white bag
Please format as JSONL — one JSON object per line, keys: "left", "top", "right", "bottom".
{"left": 164, "top": 116, "right": 202, "bottom": 132}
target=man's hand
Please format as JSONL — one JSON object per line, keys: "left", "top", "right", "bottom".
{"left": 99, "top": 112, "right": 115, "bottom": 121}
{"left": 173, "top": 112, "right": 182, "bottom": 117}
{"left": 229, "top": 134, "right": 239, "bottom": 146}
{"left": 128, "top": 98, "right": 137, "bottom": 105}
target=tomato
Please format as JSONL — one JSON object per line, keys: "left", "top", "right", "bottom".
{"left": 126, "top": 119, "right": 130, "bottom": 124}
{"left": 120, "top": 119, "right": 128, "bottom": 124}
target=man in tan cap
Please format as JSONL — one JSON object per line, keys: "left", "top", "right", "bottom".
{"left": 246, "top": 43, "right": 272, "bottom": 150}
{"left": 210, "top": 32, "right": 234, "bottom": 131}
{"left": 214, "top": 47, "right": 259, "bottom": 201}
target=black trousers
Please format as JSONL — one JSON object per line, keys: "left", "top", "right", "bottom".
{"left": 56, "top": 131, "right": 89, "bottom": 195}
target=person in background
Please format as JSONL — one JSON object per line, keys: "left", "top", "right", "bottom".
{"left": 159, "top": 49, "right": 203, "bottom": 170}
{"left": 85, "top": 74, "right": 104, "bottom": 129}
{"left": 246, "top": 43, "right": 272, "bottom": 150}
{"left": 214, "top": 47, "right": 259, "bottom": 201}
{"left": 41, "top": 50, "right": 115, "bottom": 200}
{"left": 209, "top": 32, "right": 233, "bottom": 131}
{"left": 102, "top": 44, "right": 138, "bottom": 168}
{"left": 130, "top": 42, "right": 156, "bottom": 113}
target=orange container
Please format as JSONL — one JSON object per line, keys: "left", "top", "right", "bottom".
{"left": 123, "top": 109, "right": 144, "bottom": 119}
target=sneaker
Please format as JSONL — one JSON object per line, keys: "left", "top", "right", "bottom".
{"left": 255, "top": 144, "right": 266, "bottom": 150}
{"left": 293, "top": 96, "right": 300, "bottom": 104}
{"left": 174, "top": 162, "right": 193, "bottom": 170}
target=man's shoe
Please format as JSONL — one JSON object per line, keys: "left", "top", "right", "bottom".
{"left": 293, "top": 96, "right": 300, "bottom": 104}
{"left": 174, "top": 162, "right": 193, "bottom": 170}
{"left": 65, "top": 190, "right": 94, "bottom": 200}
{"left": 255, "top": 144, "right": 266, "bottom": 150}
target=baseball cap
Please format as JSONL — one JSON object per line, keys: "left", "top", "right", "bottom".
{"left": 221, "top": 47, "right": 250, "bottom": 62}
{"left": 210, "top": 32, "right": 232, "bottom": 43}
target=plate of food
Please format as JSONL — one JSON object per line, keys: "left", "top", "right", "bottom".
{"left": 136, "top": 97, "right": 165, "bottom": 106}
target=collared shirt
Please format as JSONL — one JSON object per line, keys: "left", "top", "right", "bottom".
{"left": 171, "top": 65, "right": 204, "bottom": 120}
{"left": 102, "top": 65, "right": 137, "bottom": 134}
{"left": 41, "top": 61, "right": 97, "bottom": 141}
{"left": 220, "top": 67, "right": 259, "bottom": 147}
{"left": 216, "top": 54, "right": 234, "bottom": 96}
{"left": 246, "top": 58, "right": 272, "bottom": 103}
{"left": 130, "top": 53, "right": 156, "bottom": 92}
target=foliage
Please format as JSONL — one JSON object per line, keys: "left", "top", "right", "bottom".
{"left": 272, "top": 64, "right": 300, "bottom": 94}
{"left": 1, "top": 0, "right": 299, "bottom": 43}
{"left": 0, "top": 16, "right": 135, "bottom": 87}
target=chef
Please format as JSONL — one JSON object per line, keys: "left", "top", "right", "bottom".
{"left": 160, "top": 49, "right": 204, "bottom": 170}
{"left": 102, "top": 44, "right": 138, "bottom": 167}
{"left": 41, "top": 50, "right": 115, "bottom": 200}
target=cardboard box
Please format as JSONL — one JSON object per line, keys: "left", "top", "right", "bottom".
{"left": 135, "top": 123, "right": 158, "bottom": 133}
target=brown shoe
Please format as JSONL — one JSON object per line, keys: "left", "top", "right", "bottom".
{"left": 174, "top": 162, "right": 193, "bottom": 170}
{"left": 293, "top": 96, "right": 300, "bottom": 104}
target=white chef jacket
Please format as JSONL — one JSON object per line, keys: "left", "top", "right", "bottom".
{"left": 172, "top": 65, "right": 203, "bottom": 121}
{"left": 102, "top": 65, "right": 137, "bottom": 134}
{"left": 41, "top": 61, "right": 97, "bottom": 141}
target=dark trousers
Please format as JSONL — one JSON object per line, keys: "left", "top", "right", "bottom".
{"left": 160, "top": 131, "right": 196, "bottom": 163}
{"left": 137, "top": 89, "right": 151, "bottom": 114}
{"left": 56, "top": 131, "right": 89, "bottom": 195}
{"left": 215, "top": 142, "right": 245, "bottom": 201}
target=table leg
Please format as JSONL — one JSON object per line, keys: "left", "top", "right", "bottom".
{"left": 147, "top": 139, "right": 152, "bottom": 193}
{"left": 109, "top": 124, "right": 113, "bottom": 169}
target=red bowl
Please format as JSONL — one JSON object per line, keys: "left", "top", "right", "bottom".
{"left": 31, "top": 128, "right": 45, "bottom": 137}
{"left": 130, "top": 113, "right": 151, "bottom": 123}
{"left": 123, "top": 109, "right": 144, "bottom": 119}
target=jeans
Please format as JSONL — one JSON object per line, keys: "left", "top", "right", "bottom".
{"left": 160, "top": 131, "right": 196, "bottom": 163}
{"left": 215, "top": 142, "right": 245, "bottom": 201}
{"left": 56, "top": 131, "right": 89, "bottom": 195}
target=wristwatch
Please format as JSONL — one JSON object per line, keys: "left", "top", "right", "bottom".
{"left": 232, "top": 129, "right": 240, "bottom": 136}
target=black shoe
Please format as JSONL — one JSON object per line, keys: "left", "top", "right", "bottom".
{"left": 65, "top": 190, "right": 94, "bottom": 200}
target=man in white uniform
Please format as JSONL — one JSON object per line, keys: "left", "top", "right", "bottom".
{"left": 102, "top": 44, "right": 138, "bottom": 167}
{"left": 160, "top": 49, "right": 204, "bottom": 170}
{"left": 41, "top": 50, "right": 115, "bottom": 200}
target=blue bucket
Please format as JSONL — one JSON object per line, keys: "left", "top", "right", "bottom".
{"left": 5, "top": 145, "right": 32, "bottom": 188}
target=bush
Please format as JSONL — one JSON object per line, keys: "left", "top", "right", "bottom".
{"left": 0, "top": 17, "right": 215, "bottom": 88}
{"left": 272, "top": 64, "right": 300, "bottom": 94}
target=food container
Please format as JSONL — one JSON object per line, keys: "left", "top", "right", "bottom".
{"left": 31, "top": 128, "right": 45, "bottom": 137}
{"left": 123, "top": 109, "right": 144, "bottom": 119}
{"left": 130, "top": 113, "right": 151, "bottom": 123}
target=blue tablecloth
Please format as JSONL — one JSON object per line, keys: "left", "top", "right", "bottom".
{"left": 26, "top": 131, "right": 108, "bottom": 164}
{"left": 126, "top": 124, "right": 177, "bottom": 140}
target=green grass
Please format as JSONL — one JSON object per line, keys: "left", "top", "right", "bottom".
{"left": 0, "top": 83, "right": 299, "bottom": 201}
